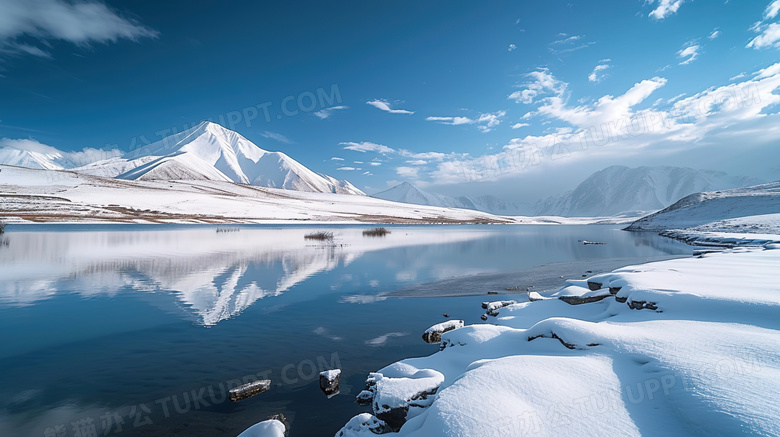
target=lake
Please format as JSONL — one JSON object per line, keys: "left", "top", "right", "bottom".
{"left": 0, "top": 224, "right": 691, "bottom": 436}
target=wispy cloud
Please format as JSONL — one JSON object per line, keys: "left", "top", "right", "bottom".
{"left": 708, "top": 29, "right": 720, "bottom": 40}
{"left": 366, "top": 99, "right": 414, "bottom": 114}
{"left": 588, "top": 63, "right": 612, "bottom": 82}
{"left": 677, "top": 44, "right": 700, "bottom": 65}
{"left": 748, "top": 2, "right": 780, "bottom": 49}
{"left": 508, "top": 43, "right": 517, "bottom": 52}
{"left": 260, "top": 131, "right": 292, "bottom": 144}
{"left": 512, "top": 122, "right": 530, "bottom": 129}
{"left": 648, "top": 0, "right": 684, "bottom": 20}
{"left": 0, "top": 0, "right": 158, "bottom": 58}
{"left": 396, "top": 166, "right": 419, "bottom": 179}
{"left": 313, "top": 105, "right": 348, "bottom": 119}
{"left": 331, "top": 157, "right": 344, "bottom": 161}
{"left": 508, "top": 68, "right": 567, "bottom": 104}
{"left": 547, "top": 34, "right": 594, "bottom": 54}
{"left": 337, "top": 166, "right": 360, "bottom": 171}
{"left": 341, "top": 141, "right": 395, "bottom": 154}
{"left": 426, "top": 111, "right": 506, "bottom": 132}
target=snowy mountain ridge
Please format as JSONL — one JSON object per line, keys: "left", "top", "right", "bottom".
{"left": 535, "top": 165, "right": 764, "bottom": 217}
{"left": 0, "top": 121, "right": 363, "bottom": 195}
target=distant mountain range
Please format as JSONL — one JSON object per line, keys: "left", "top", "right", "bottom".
{"left": 372, "top": 182, "right": 526, "bottom": 216}
{"left": 534, "top": 165, "right": 764, "bottom": 217}
{"left": 0, "top": 121, "right": 363, "bottom": 195}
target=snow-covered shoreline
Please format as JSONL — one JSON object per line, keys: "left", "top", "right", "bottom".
{"left": 335, "top": 202, "right": 780, "bottom": 436}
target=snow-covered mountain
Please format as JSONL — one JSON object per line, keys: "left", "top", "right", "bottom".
{"left": 0, "top": 145, "right": 72, "bottom": 170}
{"left": 372, "top": 182, "right": 525, "bottom": 215}
{"left": 535, "top": 165, "right": 764, "bottom": 217}
{"left": 0, "top": 121, "right": 363, "bottom": 195}
{"left": 625, "top": 180, "right": 780, "bottom": 232}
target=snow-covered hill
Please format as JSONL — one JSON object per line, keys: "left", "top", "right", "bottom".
{"left": 372, "top": 182, "right": 525, "bottom": 215}
{"left": 1, "top": 121, "right": 363, "bottom": 195}
{"left": 535, "top": 165, "right": 763, "bottom": 217}
{"left": 0, "top": 165, "right": 511, "bottom": 224}
{"left": 625, "top": 181, "right": 780, "bottom": 232}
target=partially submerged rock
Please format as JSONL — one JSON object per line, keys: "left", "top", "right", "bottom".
{"left": 319, "top": 369, "right": 341, "bottom": 398}
{"left": 422, "top": 320, "right": 464, "bottom": 343}
{"left": 481, "top": 300, "right": 517, "bottom": 316}
{"left": 229, "top": 379, "right": 271, "bottom": 402}
{"left": 349, "top": 364, "right": 445, "bottom": 432}
{"left": 335, "top": 413, "right": 391, "bottom": 436}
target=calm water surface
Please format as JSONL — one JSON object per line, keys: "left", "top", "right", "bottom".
{"left": 0, "top": 224, "right": 691, "bottom": 436}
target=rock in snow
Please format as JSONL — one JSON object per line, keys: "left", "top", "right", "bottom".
{"left": 422, "top": 320, "right": 465, "bottom": 344}
{"left": 237, "top": 416, "right": 288, "bottom": 437}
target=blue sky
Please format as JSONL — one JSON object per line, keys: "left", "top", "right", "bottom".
{"left": 1, "top": 0, "right": 780, "bottom": 202}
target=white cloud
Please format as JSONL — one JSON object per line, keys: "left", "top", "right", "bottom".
{"left": 330, "top": 157, "right": 344, "bottom": 161}
{"left": 0, "top": 0, "right": 158, "bottom": 58}
{"left": 426, "top": 116, "right": 475, "bottom": 125}
{"left": 396, "top": 166, "right": 419, "bottom": 179}
{"left": 512, "top": 123, "right": 530, "bottom": 129}
{"left": 649, "top": 0, "right": 684, "bottom": 20}
{"left": 765, "top": 0, "right": 780, "bottom": 20}
{"left": 362, "top": 171, "right": 372, "bottom": 175}
{"left": 730, "top": 72, "right": 747, "bottom": 81}
{"left": 677, "top": 44, "right": 700, "bottom": 65}
{"left": 508, "top": 69, "right": 567, "bottom": 104}
{"left": 426, "top": 111, "right": 506, "bottom": 132}
{"left": 708, "top": 29, "right": 720, "bottom": 39}
{"left": 369, "top": 162, "right": 382, "bottom": 166}
{"left": 424, "top": 63, "right": 780, "bottom": 187}
{"left": 337, "top": 166, "right": 360, "bottom": 171}
{"left": 399, "top": 150, "right": 449, "bottom": 160}
{"left": 260, "top": 131, "right": 292, "bottom": 144}
{"left": 748, "top": 1, "right": 780, "bottom": 49}
{"left": 340, "top": 141, "right": 395, "bottom": 154}
{"left": 748, "top": 22, "right": 780, "bottom": 49}
{"left": 366, "top": 99, "right": 414, "bottom": 115}
{"left": 406, "top": 160, "right": 428, "bottom": 166}
{"left": 313, "top": 105, "right": 348, "bottom": 119}
{"left": 508, "top": 44, "right": 517, "bottom": 52}
{"left": 588, "top": 64, "right": 611, "bottom": 82}
{"left": 551, "top": 35, "right": 581, "bottom": 45}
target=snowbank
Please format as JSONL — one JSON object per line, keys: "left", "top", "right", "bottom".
{"left": 338, "top": 244, "right": 780, "bottom": 436}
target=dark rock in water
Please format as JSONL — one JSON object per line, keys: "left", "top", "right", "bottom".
{"left": 480, "top": 314, "right": 488, "bottom": 321}
{"left": 422, "top": 320, "right": 465, "bottom": 343}
{"left": 319, "top": 369, "right": 341, "bottom": 398}
{"left": 442, "top": 313, "right": 450, "bottom": 318}
{"left": 229, "top": 379, "right": 271, "bottom": 402}
{"left": 583, "top": 241, "right": 606, "bottom": 245}
{"left": 609, "top": 286, "right": 622, "bottom": 294}
{"left": 587, "top": 281, "right": 603, "bottom": 291}
{"left": 615, "top": 296, "right": 628, "bottom": 303}
{"left": 558, "top": 294, "right": 610, "bottom": 305}
{"left": 487, "top": 291, "right": 499, "bottom": 295}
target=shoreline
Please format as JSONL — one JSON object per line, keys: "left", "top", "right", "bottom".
{"left": 334, "top": 228, "right": 780, "bottom": 436}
